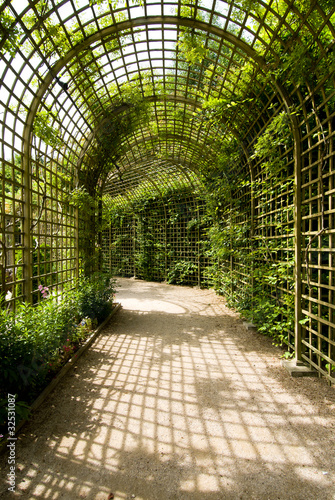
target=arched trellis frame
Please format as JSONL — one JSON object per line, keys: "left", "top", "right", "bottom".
{"left": 1, "top": 0, "right": 335, "bottom": 382}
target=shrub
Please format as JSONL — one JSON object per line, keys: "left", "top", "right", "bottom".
{"left": 71, "top": 272, "right": 116, "bottom": 324}
{"left": 0, "top": 272, "right": 116, "bottom": 433}
{"left": 167, "top": 261, "right": 198, "bottom": 285}
{"left": 0, "top": 306, "right": 36, "bottom": 396}
{"left": 0, "top": 297, "right": 79, "bottom": 399}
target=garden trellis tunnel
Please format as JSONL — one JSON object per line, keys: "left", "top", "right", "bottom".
{"left": 1, "top": 0, "right": 335, "bottom": 383}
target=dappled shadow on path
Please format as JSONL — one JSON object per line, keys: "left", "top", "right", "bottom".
{"left": 3, "top": 279, "right": 335, "bottom": 500}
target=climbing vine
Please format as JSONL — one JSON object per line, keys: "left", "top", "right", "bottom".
{"left": 103, "top": 177, "right": 206, "bottom": 286}
{"left": 200, "top": 110, "right": 296, "bottom": 348}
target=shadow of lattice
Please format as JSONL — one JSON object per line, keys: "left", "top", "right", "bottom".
{"left": 2, "top": 280, "right": 334, "bottom": 500}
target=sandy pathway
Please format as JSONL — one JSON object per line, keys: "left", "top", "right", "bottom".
{"left": 1, "top": 278, "right": 335, "bottom": 499}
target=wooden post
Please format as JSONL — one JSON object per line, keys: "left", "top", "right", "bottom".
{"left": 271, "top": 82, "right": 303, "bottom": 363}
{"left": 243, "top": 144, "right": 255, "bottom": 319}
{"left": 22, "top": 132, "right": 33, "bottom": 303}
{"left": 197, "top": 205, "right": 201, "bottom": 287}
{"left": 133, "top": 215, "right": 136, "bottom": 277}
{"left": 98, "top": 195, "right": 103, "bottom": 272}
{"left": 292, "top": 114, "right": 302, "bottom": 363}
{"left": 165, "top": 207, "right": 168, "bottom": 280}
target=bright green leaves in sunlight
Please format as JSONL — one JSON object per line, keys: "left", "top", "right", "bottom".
{"left": 33, "top": 109, "right": 63, "bottom": 149}
{"left": 177, "top": 28, "right": 208, "bottom": 65}
{"left": 252, "top": 111, "right": 291, "bottom": 158}
{"left": 0, "top": 7, "right": 23, "bottom": 56}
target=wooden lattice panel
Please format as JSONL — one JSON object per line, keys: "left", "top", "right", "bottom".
{"left": 1, "top": 0, "right": 335, "bottom": 381}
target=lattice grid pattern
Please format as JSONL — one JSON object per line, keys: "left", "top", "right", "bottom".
{"left": 1, "top": 0, "right": 335, "bottom": 381}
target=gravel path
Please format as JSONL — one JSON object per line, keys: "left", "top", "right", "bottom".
{"left": 1, "top": 278, "right": 335, "bottom": 500}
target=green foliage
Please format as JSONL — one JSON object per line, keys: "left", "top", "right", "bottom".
{"left": 0, "top": 8, "right": 22, "bottom": 56}
{"left": 33, "top": 242, "right": 57, "bottom": 299}
{"left": 245, "top": 295, "right": 294, "bottom": 347}
{"left": 0, "top": 298, "right": 74, "bottom": 400}
{"left": 206, "top": 217, "right": 250, "bottom": 261}
{"left": 89, "top": 0, "right": 142, "bottom": 8}
{"left": 253, "top": 112, "right": 290, "bottom": 153}
{"left": 177, "top": 28, "right": 208, "bottom": 65}
{"left": 201, "top": 95, "right": 254, "bottom": 127}
{"left": 3, "top": 0, "right": 333, "bottom": 371}
{"left": 14, "top": 241, "right": 57, "bottom": 301}
{"left": 80, "top": 76, "right": 153, "bottom": 193}
{"left": 167, "top": 261, "right": 198, "bottom": 285}
{"left": 67, "top": 186, "right": 95, "bottom": 212}
{"left": 70, "top": 76, "right": 154, "bottom": 275}
{"left": 179, "top": 0, "right": 201, "bottom": 20}
{"left": 106, "top": 182, "right": 205, "bottom": 285}
{"left": 23, "top": 12, "right": 71, "bottom": 58}
{"left": 33, "top": 110, "right": 62, "bottom": 148}
{"left": 134, "top": 214, "right": 166, "bottom": 282}
{"left": 67, "top": 186, "right": 116, "bottom": 275}
{"left": 69, "top": 272, "right": 116, "bottom": 324}
{"left": 201, "top": 109, "right": 295, "bottom": 347}
{"left": 0, "top": 273, "right": 115, "bottom": 430}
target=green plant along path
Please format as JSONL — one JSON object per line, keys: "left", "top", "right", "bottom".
{"left": 0, "top": 0, "right": 335, "bottom": 426}
{"left": 0, "top": 273, "right": 116, "bottom": 434}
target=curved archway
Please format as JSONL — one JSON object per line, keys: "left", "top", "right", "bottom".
{"left": 1, "top": 0, "right": 335, "bottom": 381}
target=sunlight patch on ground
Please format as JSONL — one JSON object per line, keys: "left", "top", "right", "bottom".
{"left": 120, "top": 298, "right": 186, "bottom": 314}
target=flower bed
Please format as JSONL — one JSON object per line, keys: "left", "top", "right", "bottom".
{"left": 0, "top": 273, "right": 117, "bottom": 441}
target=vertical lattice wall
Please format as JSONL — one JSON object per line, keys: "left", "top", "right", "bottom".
{"left": 1, "top": 118, "right": 78, "bottom": 308}
{"left": 103, "top": 190, "right": 208, "bottom": 286}
{"left": 299, "top": 91, "right": 335, "bottom": 379}
{"left": 103, "top": 212, "right": 135, "bottom": 278}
